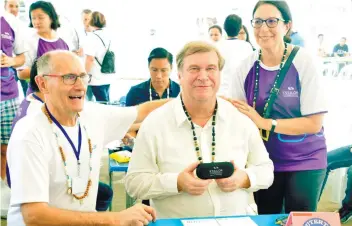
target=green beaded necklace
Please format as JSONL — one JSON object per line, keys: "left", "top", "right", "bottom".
{"left": 180, "top": 97, "right": 218, "bottom": 163}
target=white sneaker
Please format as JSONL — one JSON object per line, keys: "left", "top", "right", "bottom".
{"left": 1, "top": 179, "right": 11, "bottom": 219}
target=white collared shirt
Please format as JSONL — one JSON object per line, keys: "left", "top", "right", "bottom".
{"left": 7, "top": 102, "right": 137, "bottom": 226}
{"left": 125, "top": 96, "right": 274, "bottom": 219}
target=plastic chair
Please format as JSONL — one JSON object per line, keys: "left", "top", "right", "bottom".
{"left": 330, "top": 167, "right": 349, "bottom": 204}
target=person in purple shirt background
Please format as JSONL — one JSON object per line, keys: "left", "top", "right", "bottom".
{"left": 0, "top": 10, "right": 27, "bottom": 218}
{"left": 17, "top": 1, "right": 70, "bottom": 95}
{"left": 229, "top": 1, "right": 327, "bottom": 214}
{"left": 4, "top": 0, "right": 29, "bottom": 97}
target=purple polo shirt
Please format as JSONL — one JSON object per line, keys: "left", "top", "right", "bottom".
{"left": 231, "top": 48, "right": 328, "bottom": 172}
{"left": 1, "top": 16, "right": 18, "bottom": 101}
{"left": 26, "top": 37, "right": 69, "bottom": 95}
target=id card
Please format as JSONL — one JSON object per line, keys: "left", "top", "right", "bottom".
{"left": 72, "top": 176, "right": 88, "bottom": 195}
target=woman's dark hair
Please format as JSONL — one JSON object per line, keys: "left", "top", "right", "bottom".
{"left": 242, "top": 25, "right": 255, "bottom": 50}
{"left": 148, "top": 47, "right": 173, "bottom": 66}
{"left": 242, "top": 25, "right": 250, "bottom": 43}
{"left": 29, "top": 60, "right": 39, "bottom": 92}
{"left": 29, "top": 1, "right": 61, "bottom": 31}
{"left": 252, "top": 0, "right": 292, "bottom": 43}
{"left": 90, "top": 11, "right": 106, "bottom": 28}
{"left": 208, "top": 25, "right": 222, "bottom": 35}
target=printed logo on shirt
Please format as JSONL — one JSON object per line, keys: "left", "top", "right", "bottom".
{"left": 1, "top": 32, "right": 13, "bottom": 41}
{"left": 282, "top": 86, "right": 298, "bottom": 98}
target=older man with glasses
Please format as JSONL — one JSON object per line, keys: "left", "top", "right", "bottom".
{"left": 6, "top": 50, "right": 171, "bottom": 226}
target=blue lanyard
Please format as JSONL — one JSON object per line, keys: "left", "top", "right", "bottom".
{"left": 32, "top": 93, "right": 44, "bottom": 103}
{"left": 44, "top": 104, "right": 82, "bottom": 162}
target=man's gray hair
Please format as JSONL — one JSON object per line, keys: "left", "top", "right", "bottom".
{"left": 82, "top": 9, "right": 92, "bottom": 14}
{"left": 37, "top": 53, "right": 53, "bottom": 75}
{"left": 37, "top": 50, "right": 79, "bottom": 75}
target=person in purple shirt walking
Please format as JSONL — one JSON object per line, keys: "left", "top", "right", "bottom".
{"left": 0, "top": 10, "right": 27, "bottom": 218}
{"left": 18, "top": 1, "right": 70, "bottom": 95}
{"left": 229, "top": 1, "right": 327, "bottom": 213}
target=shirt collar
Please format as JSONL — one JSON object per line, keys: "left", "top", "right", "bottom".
{"left": 146, "top": 78, "right": 177, "bottom": 93}
{"left": 174, "top": 95, "right": 227, "bottom": 128}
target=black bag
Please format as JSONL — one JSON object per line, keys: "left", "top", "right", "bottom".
{"left": 93, "top": 32, "right": 115, "bottom": 74}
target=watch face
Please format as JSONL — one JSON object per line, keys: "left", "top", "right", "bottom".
{"left": 272, "top": 120, "right": 278, "bottom": 126}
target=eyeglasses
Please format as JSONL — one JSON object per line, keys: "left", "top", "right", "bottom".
{"left": 43, "top": 73, "right": 91, "bottom": 85}
{"left": 251, "top": 17, "right": 285, "bottom": 28}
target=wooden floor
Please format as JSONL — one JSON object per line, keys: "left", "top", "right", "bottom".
{"left": 2, "top": 155, "right": 351, "bottom": 226}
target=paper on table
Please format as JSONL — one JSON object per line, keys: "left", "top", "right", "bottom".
{"left": 181, "top": 219, "right": 219, "bottom": 226}
{"left": 216, "top": 217, "right": 258, "bottom": 226}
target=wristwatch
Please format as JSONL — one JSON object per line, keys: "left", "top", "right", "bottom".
{"left": 270, "top": 119, "right": 278, "bottom": 132}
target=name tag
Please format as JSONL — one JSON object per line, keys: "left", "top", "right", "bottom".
{"left": 72, "top": 176, "right": 88, "bottom": 195}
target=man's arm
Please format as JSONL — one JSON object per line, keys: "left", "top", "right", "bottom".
{"left": 18, "top": 67, "right": 30, "bottom": 80}
{"left": 22, "top": 202, "right": 156, "bottom": 226}
{"left": 128, "top": 123, "right": 141, "bottom": 134}
{"left": 134, "top": 99, "right": 171, "bottom": 123}
{"left": 85, "top": 55, "right": 94, "bottom": 73}
{"left": 22, "top": 203, "right": 116, "bottom": 226}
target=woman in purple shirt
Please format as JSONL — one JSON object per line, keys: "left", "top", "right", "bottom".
{"left": 18, "top": 1, "right": 70, "bottom": 94}
{"left": 229, "top": 1, "right": 327, "bottom": 213}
